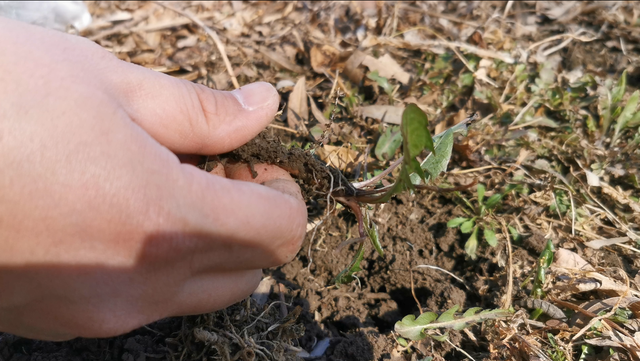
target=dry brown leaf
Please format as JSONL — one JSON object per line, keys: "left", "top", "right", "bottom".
{"left": 553, "top": 249, "right": 595, "bottom": 271}
{"left": 315, "top": 145, "right": 359, "bottom": 172}
{"left": 310, "top": 45, "right": 340, "bottom": 73}
{"left": 343, "top": 50, "right": 367, "bottom": 85}
{"left": 257, "top": 46, "right": 306, "bottom": 74}
{"left": 308, "top": 94, "right": 329, "bottom": 125}
{"left": 361, "top": 105, "right": 404, "bottom": 125}
{"left": 287, "top": 77, "right": 309, "bottom": 134}
{"left": 362, "top": 53, "right": 411, "bottom": 84}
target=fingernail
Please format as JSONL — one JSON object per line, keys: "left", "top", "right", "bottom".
{"left": 231, "top": 82, "right": 278, "bottom": 111}
{"left": 262, "top": 179, "right": 304, "bottom": 203}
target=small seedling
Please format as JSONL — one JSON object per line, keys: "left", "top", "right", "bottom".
{"left": 598, "top": 70, "right": 640, "bottom": 144}
{"left": 447, "top": 184, "right": 505, "bottom": 259}
{"left": 531, "top": 239, "right": 554, "bottom": 299}
{"left": 212, "top": 104, "right": 478, "bottom": 285}
{"left": 327, "top": 105, "right": 478, "bottom": 284}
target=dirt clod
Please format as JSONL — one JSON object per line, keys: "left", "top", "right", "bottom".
{"left": 206, "top": 130, "right": 356, "bottom": 201}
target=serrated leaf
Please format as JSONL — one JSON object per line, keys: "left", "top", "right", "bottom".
{"left": 402, "top": 104, "right": 435, "bottom": 159}
{"left": 465, "top": 226, "right": 479, "bottom": 259}
{"left": 477, "top": 184, "right": 486, "bottom": 204}
{"left": 447, "top": 217, "right": 468, "bottom": 228}
{"left": 463, "top": 307, "right": 482, "bottom": 318}
{"left": 484, "top": 227, "right": 498, "bottom": 247}
{"left": 460, "top": 219, "right": 475, "bottom": 234}
{"left": 394, "top": 307, "right": 512, "bottom": 340}
{"left": 612, "top": 90, "right": 639, "bottom": 144}
{"left": 375, "top": 126, "right": 402, "bottom": 161}
{"left": 394, "top": 312, "right": 438, "bottom": 340}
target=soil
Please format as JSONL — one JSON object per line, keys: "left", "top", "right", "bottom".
{"left": 202, "top": 130, "right": 357, "bottom": 201}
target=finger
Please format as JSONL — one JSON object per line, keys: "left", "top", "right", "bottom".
{"left": 175, "top": 165, "right": 307, "bottom": 272}
{"left": 169, "top": 269, "right": 261, "bottom": 316}
{"left": 224, "top": 163, "right": 303, "bottom": 202}
{"left": 108, "top": 62, "right": 279, "bottom": 154}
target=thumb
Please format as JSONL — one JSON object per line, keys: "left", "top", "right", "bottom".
{"left": 109, "top": 63, "right": 279, "bottom": 154}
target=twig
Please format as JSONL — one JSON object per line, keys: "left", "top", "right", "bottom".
{"left": 268, "top": 123, "right": 298, "bottom": 134}
{"left": 499, "top": 69, "right": 518, "bottom": 104}
{"left": 410, "top": 268, "right": 423, "bottom": 314}
{"left": 446, "top": 338, "right": 477, "bottom": 361}
{"left": 510, "top": 96, "right": 539, "bottom": 126}
{"left": 416, "top": 265, "right": 468, "bottom": 289}
{"left": 503, "top": 1, "right": 514, "bottom": 19}
{"left": 156, "top": 2, "right": 240, "bottom": 89}
{"left": 500, "top": 220, "right": 514, "bottom": 310}
{"left": 352, "top": 156, "right": 403, "bottom": 189}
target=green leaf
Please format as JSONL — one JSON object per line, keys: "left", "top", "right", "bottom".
{"left": 447, "top": 217, "right": 468, "bottom": 228}
{"left": 375, "top": 126, "right": 402, "bottom": 161}
{"left": 485, "top": 193, "right": 503, "bottom": 210}
{"left": 367, "top": 71, "right": 394, "bottom": 96}
{"left": 540, "top": 239, "right": 555, "bottom": 268}
{"left": 484, "top": 227, "right": 498, "bottom": 247}
{"left": 437, "top": 305, "right": 459, "bottom": 322}
{"left": 612, "top": 90, "right": 639, "bottom": 144}
{"left": 334, "top": 242, "right": 366, "bottom": 285}
{"left": 465, "top": 226, "right": 479, "bottom": 259}
{"left": 396, "top": 337, "right": 408, "bottom": 347}
{"left": 460, "top": 219, "right": 476, "bottom": 234}
{"left": 530, "top": 308, "right": 544, "bottom": 320}
{"left": 612, "top": 69, "right": 627, "bottom": 104}
{"left": 508, "top": 225, "right": 521, "bottom": 242}
{"left": 411, "top": 126, "right": 454, "bottom": 184}
{"left": 463, "top": 307, "right": 482, "bottom": 318}
{"left": 394, "top": 307, "right": 512, "bottom": 340}
{"left": 402, "top": 104, "right": 435, "bottom": 159}
{"left": 394, "top": 312, "right": 438, "bottom": 340}
{"left": 477, "top": 184, "right": 486, "bottom": 204}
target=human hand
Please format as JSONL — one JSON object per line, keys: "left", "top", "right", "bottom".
{"left": 0, "top": 17, "right": 307, "bottom": 340}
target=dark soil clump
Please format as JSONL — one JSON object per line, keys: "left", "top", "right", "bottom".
{"left": 200, "top": 130, "right": 356, "bottom": 201}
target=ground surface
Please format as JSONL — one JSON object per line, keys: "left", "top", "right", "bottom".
{"left": 2, "top": 1, "right": 640, "bottom": 360}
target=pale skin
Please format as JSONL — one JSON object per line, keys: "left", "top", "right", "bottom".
{"left": 0, "top": 17, "right": 307, "bottom": 340}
